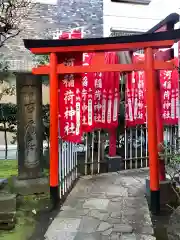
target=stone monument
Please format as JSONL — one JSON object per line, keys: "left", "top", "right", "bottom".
{"left": 13, "top": 73, "right": 49, "bottom": 195}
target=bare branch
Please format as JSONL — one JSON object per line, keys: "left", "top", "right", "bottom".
{"left": 0, "top": 0, "right": 33, "bottom": 46}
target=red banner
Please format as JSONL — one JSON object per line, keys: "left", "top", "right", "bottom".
{"left": 58, "top": 31, "right": 83, "bottom": 142}
{"left": 125, "top": 71, "right": 137, "bottom": 126}
{"left": 93, "top": 52, "right": 120, "bottom": 129}
{"left": 94, "top": 70, "right": 104, "bottom": 128}
{"left": 125, "top": 54, "right": 179, "bottom": 127}
{"left": 81, "top": 53, "right": 95, "bottom": 132}
{"left": 160, "top": 58, "right": 179, "bottom": 125}
{"left": 125, "top": 67, "right": 146, "bottom": 126}
{"left": 134, "top": 70, "right": 146, "bottom": 125}
{"left": 105, "top": 52, "right": 120, "bottom": 128}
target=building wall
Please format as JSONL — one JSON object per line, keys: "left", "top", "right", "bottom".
{"left": 103, "top": 0, "right": 180, "bottom": 37}
{"left": 1, "top": 0, "right": 103, "bottom": 62}
{"left": 56, "top": 0, "right": 103, "bottom": 38}
{"left": 149, "top": 0, "right": 180, "bottom": 19}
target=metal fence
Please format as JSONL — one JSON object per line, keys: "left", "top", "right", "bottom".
{"left": 123, "top": 124, "right": 178, "bottom": 170}
{"left": 2, "top": 125, "right": 177, "bottom": 199}
{"left": 57, "top": 124, "right": 178, "bottom": 179}
{"left": 58, "top": 140, "right": 78, "bottom": 199}
{"left": 0, "top": 147, "right": 17, "bottom": 160}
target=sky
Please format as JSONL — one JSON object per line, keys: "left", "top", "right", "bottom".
{"left": 33, "top": 0, "right": 57, "bottom": 4}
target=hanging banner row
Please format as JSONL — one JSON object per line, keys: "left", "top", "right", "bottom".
{"left": 58, "top": 30, "right": 120, "bottom": 142}
{"left": 125, "top": 54, "right": 179, "bottom": 127}
{"left": 57, "top": 30, "right": 179, "bottom": 142}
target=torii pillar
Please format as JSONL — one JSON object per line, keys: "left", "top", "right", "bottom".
{"left": 145, "top": 48, "right": 160, "bottom": 213}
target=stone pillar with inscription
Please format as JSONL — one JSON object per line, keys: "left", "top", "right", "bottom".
{"left": 14, "top": 73, "right": 48, "bottom": 195}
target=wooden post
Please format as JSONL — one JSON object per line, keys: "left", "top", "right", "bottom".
{"left": 49, "top": 53, "right": 59, "bottom": 206}
{"left": 145, "top": 47, "right": 160, "bottom": 214}
{"left": 109, "top": 128, "right": 117, "bottom": 156}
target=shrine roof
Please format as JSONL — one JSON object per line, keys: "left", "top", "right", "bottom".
{"left": 24, "top": 29, "right": 180, "bottom": 53}
{"left": 147, "top": 13, "right": 179, "bottom": 33}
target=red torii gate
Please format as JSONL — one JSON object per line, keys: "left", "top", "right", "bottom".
{"left": 24, "top": 29, "right": 180, "bottom": 214}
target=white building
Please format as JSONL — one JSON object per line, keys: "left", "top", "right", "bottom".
{"left": 103, "top": 0, "right": 180, "bottom": 37}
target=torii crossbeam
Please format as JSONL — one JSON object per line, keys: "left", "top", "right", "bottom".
{"left": 24, "top": 29, "right": 180, "bottom": 214}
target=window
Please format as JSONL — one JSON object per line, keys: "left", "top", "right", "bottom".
{"left": 110, "top": 30, "right": 144, "bottom": 53}
{"left": 111, "top": 0, "right": 150, "bottom": 5}
{"left": 110, "top": 30, "right": 143, "bottom": 37}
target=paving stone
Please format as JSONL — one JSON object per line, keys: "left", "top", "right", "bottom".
{"left": 97, "top": 222, "right": 112, "bottom": 232}
{"left": 122, "top": 213, "right": 151, "bottom": 226}
{"left": 120, "top": 233, "right": 136, "bottom": 240}
{"left": 88, "top": 209, "right": 109, "bottom": 221}
{"left": 63, "top": 198, "right": 85, "bottom": 209}
{"left": 106, "top": 186, "right": 128, "bottom": 198}
{"left": 132, "top": 224, "right": 154, "bottom": 235}
{"left": 107, "top": 218, "right": 122, "bottom": 224}
{"left": 44, "top": 169, "right": 154, "bottom": 240}
{"left": 45, "top": 231, "right": 77, "bottom": 240}
{"left": 123, "top": 197, "right": 145, "bottom": 208}
{"left": 111, "top": 197, "right": 124, "bottom": 202}
{"left": 113, "top": 224, "right": 133, "bottom": 233}
{"left": 108, "top": 202, "right": 124, "bottom": 213}
{"left": 102, "top": 228, "right": 113, "bottom": 236}
{"left": 83, "top": 198, "right": 109, "bottom": 210}
{"left": 123, "top": 208, "right": 139, "bottom": 216}
{"left": 90, "top": 192, "right": 107, "bottom": 198}
{"left": 57, "top": 209, "right": 88, "bottom": 218}
{"left": 45, "top": 218, "right": 81, "bottom": 240}
{"left": 61, "top": 206, "right": 73, "bottom": 211}
{"left": 136, "top": 234, "right": 156, "bottom": 240}
{"left": 78, "top": 216, "right": 100, "bottom": 233}
{"left": 51, "top": 218, "right": 81, "bottom": 232}
{"left": 69, "top": 185, "right": 93, "bottom": 199}
{"left": 74, "top": 232, "right": 102, "bottom": 240}
{"left": 109, "top": 233, "right": 121, "bottom": 240}
{"left": 110, "top": 212, "right": 122, "bottom": 219}
{"left": 139, "top": 226, "right": 154, "bottom": 235}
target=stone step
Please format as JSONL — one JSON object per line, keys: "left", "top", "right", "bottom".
{"left": 12, "top": 176, "right": 49, "bottom": 195}
{"left": 0, "top": 178, "right": 8, "bottom": 190}
{"left": 0, "top": 211, "right": 16, "bottom": 230}
{"left": 0, "top": 212, "right": 16, "bottom": 223}
{"left": 0, "top": 193, "right": 16, "bottom": 213}
{"left": 0, "top": 221, "right": 15, "bottom": 230}
{"left": 0, "top": 193, "right": 16, "bottom": 231}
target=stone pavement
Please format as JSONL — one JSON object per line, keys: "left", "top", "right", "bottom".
{"left": 45, "top": 168, "right": 156, "bottom": 240}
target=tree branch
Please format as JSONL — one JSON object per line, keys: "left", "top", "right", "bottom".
{"left": 0, "top": 0, "right": 33, "bottom": 46}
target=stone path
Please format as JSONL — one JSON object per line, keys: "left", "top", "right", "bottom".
{"left": 45, "top": 168, "right": 156, "bottom": 240}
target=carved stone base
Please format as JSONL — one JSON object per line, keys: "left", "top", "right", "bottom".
{"left": 105, "top": 155, "right": 123, "bottom": 172}
{"left": 145, "top": 179, "right": 178, "bottom": 206}
{"left": 77, "top": 152, "right": 85, "bottom": 175}
{"left": 0, "top": 193, "right": 16, "bottom": 213}
{"left": 12, "top": 177, "right": 49, "bottom": 195}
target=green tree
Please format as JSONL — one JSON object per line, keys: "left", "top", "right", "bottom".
{"left": 42, "top": 104, "right": 50, "bottom": 144}
{"left": 0, "top": 0, "right": 33, "bottom": 157}
{"left": 0, "top": 103, "right": 17, "bottom": 158}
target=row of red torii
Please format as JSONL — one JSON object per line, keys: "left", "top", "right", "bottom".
{"left": 24, "top": 28, "right": 180, "bottom": 214}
